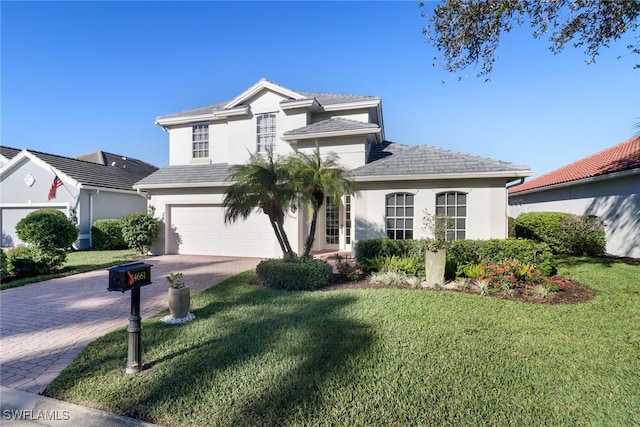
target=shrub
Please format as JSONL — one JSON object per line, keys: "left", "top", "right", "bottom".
{"left": 91, "top": 219, "right": 127, "bottom": 250}
{"left": 507, "top": 216, "right": 516, "bottom": 238}
{"left": 334, "top": 255, "right": 363, "bottom": 282}
{"left": 515, "top": 212, "right": 606, "bottom": 255}
{"left": 0, "top": 250, "right": 8, "bottom": 280}
{"left": 559, "top": 214, "right": 606, "bottom": 255}
{"left": 256, "top": 258, "right": 332, "bottom": 291}
{"left": 354, "top": 237, "right": 417, "bottom": 264}
{"left": 15, "top": 209, "right": 78, "bottom": 249}
{"left": 447, "top": 238, "right": 556, "bottom": 277}
{"left": 120, "top": 213, "right": 160, "bottom": 255}
{"left": 515, "top": 212, "right": 568, "bottom": 253}
{"left": 5, "top": 246, "right": 66, "bottom": 277}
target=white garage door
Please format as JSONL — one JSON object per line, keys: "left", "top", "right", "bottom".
{"left": 168, "top": 205, "right": 280, "bottom": 258}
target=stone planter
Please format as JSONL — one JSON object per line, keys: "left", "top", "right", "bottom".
{"left": 425, "top": 249, "right": 446, "bottom": 287}
{"left": 168, "top": 286, "right": 190, "bottom": 319}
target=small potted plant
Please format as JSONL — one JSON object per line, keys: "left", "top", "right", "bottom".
{"left": 166, "top": 272, "right": 190, "bottom": 319}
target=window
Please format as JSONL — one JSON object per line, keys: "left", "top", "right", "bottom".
{"left": 256, "top": 113, "right": 276, "bottom": 153}
{"left": 192, "top": 124, "right": 209, "bottom": 159}
{"left": 435, "top": 192, "right": 467, "bottom": 241}
{"left": 386, "top": 193, "right": 414, "bottom": 240}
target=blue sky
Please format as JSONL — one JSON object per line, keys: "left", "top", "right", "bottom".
{"left": 2, "top": 1, "right": 638, "bottom": 177}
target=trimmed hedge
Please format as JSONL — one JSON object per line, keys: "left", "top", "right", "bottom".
{"left": 15, "top": 209, "right": 78, "bottom": 250}
{"left": 515, "top": 211, "right": 606, "bottom": 255}
{"left": 355, "top": 237, "right": 556, "bottom": 278}
{"left": 0, "top": 250, "right": 7, "bottom": 280}
{"left": 256, "top": 258, "right": 332, "bottom": 291}
{"left": 91, "top": 219, "right": 127, "bottom": 250}
{"left": 5, "top": 246, "right": 67, "bottom": 277}
{"left": 447, "top": 238, "right": 556, "bottom": 277}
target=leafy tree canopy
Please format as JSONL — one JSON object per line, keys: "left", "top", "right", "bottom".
{"left": 421, "top": 0, "right": 640, "bottom": 79}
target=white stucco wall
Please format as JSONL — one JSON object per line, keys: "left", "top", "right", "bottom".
{"left": 354, "top": 179, "right": 510, "bottom": 243}
{"left": 295, "top": 136, "right": 368, "bottom": 169}
{"left": 167, "top": 89, "right": 310, "bottom": 166}
{"left": 146, "top": 187, "right": 300, "bottom": 258}
{"left": 509, "top": 172, "right": 640, "bottom": 258}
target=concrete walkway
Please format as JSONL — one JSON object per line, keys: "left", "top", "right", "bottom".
{"left": 0, "top": 255, "right": 260, "bottom": 394}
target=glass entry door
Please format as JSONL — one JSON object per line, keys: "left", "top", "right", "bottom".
{"left": 324, "top": 196, "right": 340, "bottom": 250}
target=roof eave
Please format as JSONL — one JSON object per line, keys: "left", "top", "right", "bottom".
{"left": 355, "top": 170, "right": 534, "bottom": 183}
{"left": 134, "top": 181, "right": 229, "bottom": 190}
{"left": 155, "top": 106, "right": 250, "bottom": 127}
{"left": 322, "top": 99, "right": 381, "bottom": 111}
{"left": 282, "top": 127, "right": 381, "bottom": 142}
{"left": 509, "top": 167, "right": 640, "bottom": 196}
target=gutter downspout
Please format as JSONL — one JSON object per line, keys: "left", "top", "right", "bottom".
{"left": 506, "top": 177, "right": 525, "bottom": 189}
{"left": 89, "top": 190, "right": 99, "bottom": 248}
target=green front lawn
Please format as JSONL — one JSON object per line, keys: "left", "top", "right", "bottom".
{"left": 45, "top": 256, "right": 640, "bottom": 426}
{"left": 0, "top": 249, "right": 138, "bottom": 290}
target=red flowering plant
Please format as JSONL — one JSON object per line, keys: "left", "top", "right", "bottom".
{"left": 477, "top": 259, "right": 564, "bottom": 294}
{"left": 334, "top": 254, "right": 363, "bottom": 282}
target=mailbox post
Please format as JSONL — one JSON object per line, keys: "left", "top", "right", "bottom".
{"left": 108, "top": 262, "right": 152, "bottom": 374}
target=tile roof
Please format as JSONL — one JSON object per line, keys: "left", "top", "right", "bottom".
{"left": 157, "top": 89, "right": 378, "bottom": 121}
{"left": 1, "top": 146, "right": 158, "bottom": 191}
{"left": 134, "top": 164, "right": 232, "bottom": 187}
{"left": 283, "top": 118, "right": 379, "bottom": 137}
{"left": 352, "top": 141, "right": 530, "bottom": 178}
{"left": 296, "top": 91, "right": 379, "bottom": 105}
{"left": 509, "top": 137, "right": 640, "bottom": 194}
{"left": 0, "top": 146, "right": 21, "bottom": 160}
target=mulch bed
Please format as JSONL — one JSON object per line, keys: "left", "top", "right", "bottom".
{"left": 321, "top": 274, "right": 596, "bottom": 305}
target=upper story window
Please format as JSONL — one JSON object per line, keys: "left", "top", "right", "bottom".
{"left": 435, "top": 191, "right": 467, "bottom": 241}
{"left": 192, "top": 124, "right": 209, "bottom": 159}
{"left": 386, "top": 193, "right": 414, "bottom": 240}
{"left": 256, "top": 113, "right": 276, "bottom": 153}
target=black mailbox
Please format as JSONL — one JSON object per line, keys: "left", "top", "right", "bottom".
{"left": 108, "top": 262, "right": 152, "bottom": 292}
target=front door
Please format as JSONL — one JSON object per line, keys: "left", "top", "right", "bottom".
{"left": 321, "top": 195, "right": 353, "bottom": 252}
{"left": 324, "top": 196, "right": 340, "bottom": 251}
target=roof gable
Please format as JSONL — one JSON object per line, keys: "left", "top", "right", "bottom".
{"left": 0, "top": 146, "right": 158, "bottom": 191}
{"left": 223, "top": 78, "right": 304, "bottom": 109}
{"left": 509, "top": 137, "right": 640, "bottom": 194}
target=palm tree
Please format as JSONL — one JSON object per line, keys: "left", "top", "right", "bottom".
{"left": 224, "top": 152, "right": 297, "bottom": 261}
{"left": 289, "top": 145, "right": 358, "bottom": 258}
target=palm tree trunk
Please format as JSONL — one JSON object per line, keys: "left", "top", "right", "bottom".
{"left": 303, "top": 208, "right": 320, "bottom": 258}
{"left": 268, "top": 216, "right": 288, "bottom": 257}
{"left": 276, "top": 219, "right": 295, "bottom": 261}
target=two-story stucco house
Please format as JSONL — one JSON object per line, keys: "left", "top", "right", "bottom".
{"left": 135, "top": 79, "right": 533, "bottom": 258}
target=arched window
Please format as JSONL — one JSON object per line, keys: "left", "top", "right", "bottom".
{"left": 435, "top": 191, "right": 467, "bottom": 240}
{"left": 386, "top": 193, "right": 414, "bottom": 240}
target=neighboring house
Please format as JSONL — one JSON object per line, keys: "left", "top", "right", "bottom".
{"left": 509, "top": 137, "right": 640, "bottom": 258}
{"left": 0, "top": 147, "right": 158, "bottom": 249}
{"left": 135, "top": 78, "right": 533, "bottom": 258}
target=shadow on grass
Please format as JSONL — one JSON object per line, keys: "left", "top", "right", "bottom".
{"left": 46, "top": 275, "right": 374, "bottom": 426}
{"left": 556, "top": 254, "right": 640, "bottom": 269}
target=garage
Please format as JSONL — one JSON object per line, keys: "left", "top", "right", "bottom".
{"left": 167, "top": 204, "right": 280, "bottom": 258}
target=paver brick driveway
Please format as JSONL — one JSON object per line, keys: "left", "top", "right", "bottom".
{"left": 0, "top": 255, "right": 260, "bottom": 394}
